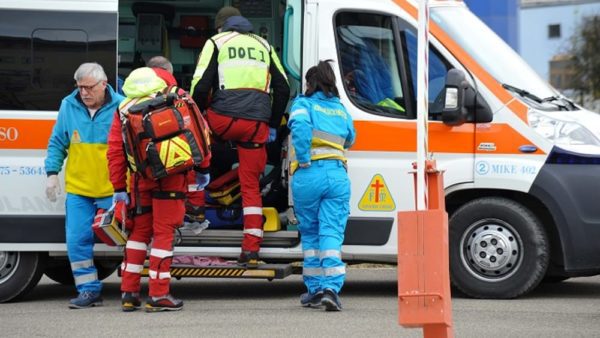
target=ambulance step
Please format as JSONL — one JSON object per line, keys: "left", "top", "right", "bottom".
{"left": 140, "top": 264, "right": 293, "bottom": 280}
{"left": 177, "top": 229, "right": 299, "bottom": 247}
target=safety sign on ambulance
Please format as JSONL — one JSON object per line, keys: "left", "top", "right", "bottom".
{"left": 358, "top": 174, "right": 396, "bottom": 211}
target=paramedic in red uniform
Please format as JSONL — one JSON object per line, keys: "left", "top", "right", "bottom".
{"left": 190, "top": 7, "right": 290, "bottom": 267}
{"left": 107, "top": 67, "right": 211, "bottom": 312}
{"left": 146, "top": 56, "right": 208, "bottom": 225}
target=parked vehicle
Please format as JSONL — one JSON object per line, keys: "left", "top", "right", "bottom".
{"left": 1, "top": 0, "right": 600, "bottom": 302}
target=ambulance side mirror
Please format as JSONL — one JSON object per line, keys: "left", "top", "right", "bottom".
{"left": 441, "top": 69, "right": 469, "bottom": 126}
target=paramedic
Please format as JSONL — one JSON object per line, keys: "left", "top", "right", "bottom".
{"left": 190, "top": 6, "right": 290, "bottom": 267}
{"left": 146, "top": 55, "right": 209, "bottom": 226}
{"left": 288, "top": 61, "right": 355, "bottom": 311}
{"left": 107, "top": 67, "right": 211, "bottom": 312}
{"left": 44, "top": 62, "right": 124, "bottom": 309}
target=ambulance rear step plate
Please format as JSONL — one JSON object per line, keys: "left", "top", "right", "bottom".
{"left": 139, "top": 263, "right": 293, "bottom": 280}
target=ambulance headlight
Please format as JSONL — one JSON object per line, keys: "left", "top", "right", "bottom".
{"left": 528, "top": 109, "right": 600, "bottom": 153}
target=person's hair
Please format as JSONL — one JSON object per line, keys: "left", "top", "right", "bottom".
{"left": 146, "top": 56, "right": 173, "bottom": 74}
{"left": 304, "top": 60, "right": 339, "bottom": 98}
{"left": 73, "top": 62, "right": 107, "bottom": 82}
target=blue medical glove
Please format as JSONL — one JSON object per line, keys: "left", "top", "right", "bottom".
{"left": 268, "top": 127, "right": 277, "bottom": 143}
{"left": 113, "top": 191, "right": 130, "bottom": 205}
{"left": 196, "top": 173, "right": 210, "bottom": 190}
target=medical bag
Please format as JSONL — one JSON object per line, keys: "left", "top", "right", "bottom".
{"left": 92, "top": 201, "right": 129, "bottom": 246}
{"left": 121, "top": 88, "right": 210, "bottom": 180}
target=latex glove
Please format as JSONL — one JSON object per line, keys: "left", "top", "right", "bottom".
{"left": 196, "top": 173, "right": 210, "bottom": 190}
{"left": 45, "top": 175, "right": 61, "bottom": 202}
{"left": 113, "top": 191, "right": 130, "bottom": 205}
{"left": 267, "top": 127, "right": 277, "bottom": 143}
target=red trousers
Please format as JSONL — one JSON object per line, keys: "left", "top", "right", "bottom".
{"left": 206, "top": 108, "right": 268, "bottom": 252}
{"left": 186, "top": 170, "right": 205, "bottom": 207}
{"left": 120, "top": 173, "right": 186, "bottom": 297}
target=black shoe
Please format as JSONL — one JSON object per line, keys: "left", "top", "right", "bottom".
{"left": 300, "top": 291, "right": 323, "bottom": 307}
{"left": 185, "top": 203, "right": 205, "bottom": 223}
{"left": 145, "top": 294, "right": 183, "bottom": 312}
{"left": 237, "top": 251, "right": 260, "bottom": 269}
{"left": 321, "top": 288, "right": 342, "bottom": 311}
{"left": 121, "top": 292, "right": 141, "bottom": 312}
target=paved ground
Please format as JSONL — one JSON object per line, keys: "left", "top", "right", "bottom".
{"left": 2, "top": 268, "right": 600, "bottom": 337}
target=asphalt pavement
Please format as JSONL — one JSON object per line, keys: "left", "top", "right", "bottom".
{"left": 1, "top": 268, "right": 600, "bottom": 337}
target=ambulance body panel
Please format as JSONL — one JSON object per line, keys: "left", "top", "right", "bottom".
{"left": 1, "top": 0, "right": 600, "bottom": 301}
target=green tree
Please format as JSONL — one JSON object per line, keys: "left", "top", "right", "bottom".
{"left": 570, "top": 15, "right": 600, "bottom": 99}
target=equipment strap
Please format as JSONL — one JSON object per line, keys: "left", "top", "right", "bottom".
{"left": 151, "top": 191, "right": 186, "bottom": 200}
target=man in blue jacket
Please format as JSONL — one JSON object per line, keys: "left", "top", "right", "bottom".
{"left": 44, "top": 62, "right": 124, "bottom": 309}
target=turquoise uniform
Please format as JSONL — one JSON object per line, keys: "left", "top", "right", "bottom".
{"left": 288, "top": 91, "right": 356, "bottom": 294}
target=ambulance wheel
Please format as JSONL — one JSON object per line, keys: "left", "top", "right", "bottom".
{"left": 449, "top": 197, "right": 549, "bottom": 299}
{"left": 0, "top": 252, "right": 47, "bottom": 303}
{"left": 44, "top": 260, "right": 119, "bottom": 285}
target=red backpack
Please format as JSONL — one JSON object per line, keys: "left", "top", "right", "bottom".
{"left": 120, "top": 87, "right": 210, "bottom": 179}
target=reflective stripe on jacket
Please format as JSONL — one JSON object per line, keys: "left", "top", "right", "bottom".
{"left": 288, "top": 91, "right": 356, "bottom": 174}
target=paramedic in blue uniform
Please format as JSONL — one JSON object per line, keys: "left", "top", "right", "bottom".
{"left": 288, "top": 60, "right": 356, "bottom": 311}
{"left": 44, "top": 62, "right": 123, "bottom": 308}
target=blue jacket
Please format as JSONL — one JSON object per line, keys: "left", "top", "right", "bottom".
{"left": 45, "top": 85, "right": 124, "bottom": 197}
{"left": 288, "top": 91, "right": 355, "bottom": 168}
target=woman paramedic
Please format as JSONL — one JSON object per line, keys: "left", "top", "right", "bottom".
{"left": 288, "top": 60, "right": 356, "bottom": 311}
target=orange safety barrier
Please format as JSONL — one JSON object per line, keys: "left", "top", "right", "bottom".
{"left": 398, "top": 160, "right": 453, "bottom": 337}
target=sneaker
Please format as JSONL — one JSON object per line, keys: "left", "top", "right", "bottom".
{"left": 321, "top": 288, "right": 342, "bottom": 311}
{"left": 185, "top": 203, "right": 205, "bottom": 223}
{"left": 68, "top": 291, "right": 103, "bottom": 309}
{"left": 237, "top": 251, "right": 260, "bottom": 269}
{"left": 300, "top": 291, "right": 323, "bottom": 307}
{"left": 121, "top": 292, "right": 141, "bottom": 312}
{"left": 145, "top": 294, "right": 183, "bottom": 312}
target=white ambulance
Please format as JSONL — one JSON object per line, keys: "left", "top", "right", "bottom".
{"left": 1, "top": 0, "right": 599, "bottom": 302}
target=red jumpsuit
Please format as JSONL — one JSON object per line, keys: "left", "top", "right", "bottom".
{"left": 191, "top": 23, "right": 290, "bottom": 254}
{"left": 107, "top": 84, "right": 210, "bottom": 297}
{"left": 205, "top": 109, "right": 269, "bottom": 252}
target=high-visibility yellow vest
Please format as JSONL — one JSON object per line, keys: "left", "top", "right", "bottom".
{"left": 191, "top": 31, "right": 285, "bottom": 94}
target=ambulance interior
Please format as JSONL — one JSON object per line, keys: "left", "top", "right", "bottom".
{"left": 117, "top": 0, "right": 301, "bottom": 248}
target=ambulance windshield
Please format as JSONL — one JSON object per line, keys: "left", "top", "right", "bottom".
{"left": 430, "top": 5, "right": 558, "bottom": 101}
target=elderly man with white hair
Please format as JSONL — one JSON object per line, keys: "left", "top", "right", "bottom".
{"left": 44, "top": 62, "right": 124, "bottom": 309}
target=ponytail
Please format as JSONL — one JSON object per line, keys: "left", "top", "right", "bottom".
{"left": 304, "top": 60, "right": 339, "bottom": 98}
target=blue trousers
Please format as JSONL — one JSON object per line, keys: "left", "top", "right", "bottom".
{"left": 65, "top": 193, "right": 112, "bottom": 293}
{"left": 292, "top": 159, "right": 350, "bottom": 294}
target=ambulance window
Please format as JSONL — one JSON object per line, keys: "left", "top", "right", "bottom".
{"left": 0, "top": 10, "right": 117, "bottom": 111}
{"left": 400, "top": 28, "right": 452, "bottom": 116}
{"left": 335, "top": 12, "right": 408, "bottom": 118}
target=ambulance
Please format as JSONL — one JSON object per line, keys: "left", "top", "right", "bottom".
{"left": 1, "top": 0, "right": 600, "bottom": 302}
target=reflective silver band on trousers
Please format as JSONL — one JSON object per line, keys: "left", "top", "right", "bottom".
{"left": 71, "top": 259, "right": 93, "bottom": 271}
{"left": 74, "top": 272, "right": 98, "bottom": 286}
{"left": 303, "top": 249, "right": 319, "bottom": 259}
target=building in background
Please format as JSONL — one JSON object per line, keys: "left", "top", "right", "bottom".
{"left": 464, "top": 0, "right": 519, "bottom": 52}
{"left": 519, "top": 0, "right": 600, "bottom": 82}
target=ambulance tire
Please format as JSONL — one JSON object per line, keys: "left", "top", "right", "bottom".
{"left": 449, "top": 197, "right": 549, "bottom": 299}
{"left": 44, "top": 260, "right": 119, "bottom": 286}
{"left": 0, "top": 252, "right": 47, "bottom": 303}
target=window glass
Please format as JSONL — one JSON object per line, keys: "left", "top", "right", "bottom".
{"left": 400, "top": 28, "right": 452, "bottom": 115}
{"left": 335, "top": 12, "right": 407, "bottom": 118}
{"left": 0, "top": 10, "right": 117, "bottom": 111}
